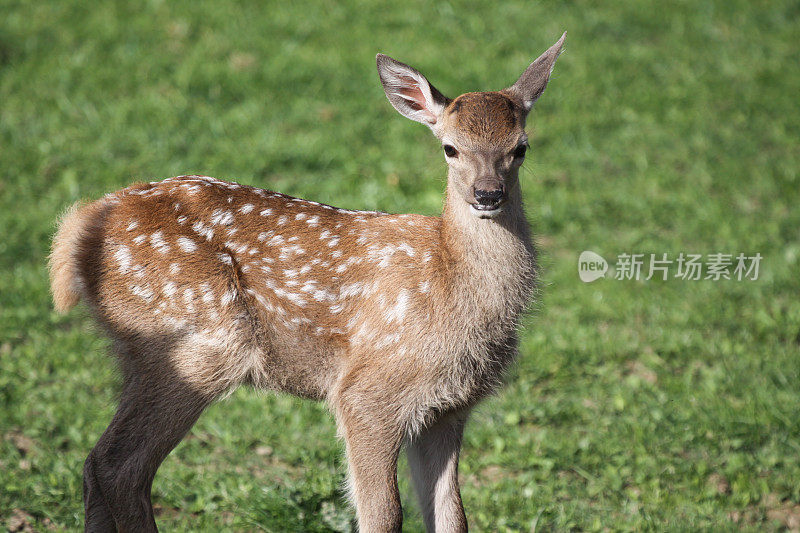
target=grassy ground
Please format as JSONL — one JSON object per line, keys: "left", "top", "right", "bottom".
{"left": 2, "top": 0, "right": 799, "bottom": 531}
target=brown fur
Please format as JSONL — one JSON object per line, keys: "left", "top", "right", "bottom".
{"left": 446, "top": 92, "right": 520, "bottom": 143}
{"left": 50, "top": 202, "right": 98, "bottom": 313}
{"left": 50, "top": 33, "right": 565, "bottom": 533}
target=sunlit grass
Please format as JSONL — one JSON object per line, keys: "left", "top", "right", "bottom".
{"left": 2, "top": 0, "right": 799, "bottom": 530}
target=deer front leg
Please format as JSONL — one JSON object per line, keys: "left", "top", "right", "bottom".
{"left": 407, "top": 411, "right": 469, "bottom": 533}
{"left": 335, "top": 392, "right": 405, "bottom": 532}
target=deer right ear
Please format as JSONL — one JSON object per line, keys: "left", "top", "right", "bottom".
{"left": 376, "top": 54, "right": 449, "bottom": 129}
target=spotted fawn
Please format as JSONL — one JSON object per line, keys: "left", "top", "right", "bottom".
{"left": 49, "top": 32, "right": 565, "bottom": 533}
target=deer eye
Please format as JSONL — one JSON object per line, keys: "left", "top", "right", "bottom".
{"left": 513, "top": 144, "right": 528, "bottom": 159}
{"left": 443, "top": 144, "right": 458, "bottom": 158}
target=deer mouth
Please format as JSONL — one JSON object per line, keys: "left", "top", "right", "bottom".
{"left": 469, "top": 201, "right": 504, "bottom": 218}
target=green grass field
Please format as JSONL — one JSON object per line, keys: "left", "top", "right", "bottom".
{"left": 2, "top": 0, "right": 799, "bottom": 530}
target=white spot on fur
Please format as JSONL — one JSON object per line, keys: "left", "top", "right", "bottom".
{"left": 397, "top": 242, "right": 415, "bottom": 257}
{"left": 114, "top": 246, "right": 132, "bottom": 273}
{"left": 340, "top": 282, "right": 364, "bottom": 299}
{"left": 150, "top": 231, "right": 170, "bottom": 253}
{"left": 278, "top": 245, "right": 305, "bottom": 260}
{"left": 169, "top": 262, "right": 181, "bottom": 275}
{"left": 183, "top": 288, "right": 195, "bottom": 313}
{"left": 192, "top": 221, "right": 214, "bottom": 241}
{"left": 239, "top": 204, "right": 254, "bottom": 214}
{"left": 375, "top": 333, "right": 401, "bottom": 349}
{"left": 259, "top": 208, "right": 273, "bottom": 216}
{"left": 272, "top": 287, "right": 306, "bottom": 307}
{"left": 246, "top": 288, "right": 271, "bottom": 311}
{"left": 131, "top": 284, "right": 154, "bottom": 302}
{"left": 132, "top": 264, "right": 146, "bottom": 278}
{"left": 419, "top": 281, "right": 431, "bottom": 294}
{"left": 200, "top": 282, "right": 214, "bottom": 304}
{"left": 224, "top": 241, "right": 249, "bottom": 254}
{"left": 306, "top": 215, "right": 320, "bottom": 226}
{"left": 312, "top": 289, "right": 336, "bottom": 302}
{"left": 220, "top": 289, "right": 236, "bottom": 306}
{"left": 299, "top": 280, "right": 317, "bottom": 292}
{"left": 163, "top": 281, "right": 177, "bottom": 297}
{"left": 295, "top": 213, "right": 307, "bottom": 221}
{"left": 371, "top": 244, "right": 398, "bottom": 268}
{"left": 385, "top": 290, "right": 409, "bottom": 323}
{"left": 218, "top": 253, "right": 233, "bottom": 265}
{"left": 133, "top": 234, "right": 147, "bottom": 245}
{"left": 126, "top": 221, "right": 139, "bottom": 232}
{"left": 177, "top": 237, "right": 197, "bottom": 253}
{"left": 266, "top": 234, "right": 285, "bottom": 246}
{"left": 210, "top": 209, "right": 235, "bottom": 226}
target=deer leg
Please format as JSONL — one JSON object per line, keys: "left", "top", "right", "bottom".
{"left": 407, "top": 411, "right": 469, "bottom": 533}
{"left": 83, "top": 371, "right": 216, "bottom": 532}
{"left": 335, "top": 396, "right": 405, "bottom": 533}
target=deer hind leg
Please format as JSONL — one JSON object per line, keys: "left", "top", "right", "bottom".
{"left": 407, "top": 411, "right": 469, "bottom": 533}
{"left": 83, "top": 348, "right": 226, "bottom": 532}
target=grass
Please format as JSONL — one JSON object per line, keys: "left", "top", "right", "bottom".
{"left": 2, "top": 0, "right": 799, "bottom": 530}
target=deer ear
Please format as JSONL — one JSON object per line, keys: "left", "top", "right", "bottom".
{"left": 504, "top": 32, "right": 566, "bottom": 112}
{"left": 376, "top": 54, "right": 450, "bottom": 129}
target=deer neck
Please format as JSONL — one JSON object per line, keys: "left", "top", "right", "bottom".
{"left": 440, "top": 172, "right": 537, "bottom": 321}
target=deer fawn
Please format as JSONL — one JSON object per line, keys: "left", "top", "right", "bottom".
{"left": 49, "top": 33, "right": 565, "bottom": 532}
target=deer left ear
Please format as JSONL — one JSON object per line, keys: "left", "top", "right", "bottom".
{"left": 376, "top": 54, "right": 450, "bottom": 129}
{"left": 504, "top": 32, "right": 566, "bottom": 112}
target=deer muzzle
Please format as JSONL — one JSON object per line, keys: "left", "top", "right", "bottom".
{"left": 470, "top": 179, "right": 506, "bottom": 218}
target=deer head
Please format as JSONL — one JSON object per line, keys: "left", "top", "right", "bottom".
{"left": 377, "top": 32, "right": 565, "bottom": 219}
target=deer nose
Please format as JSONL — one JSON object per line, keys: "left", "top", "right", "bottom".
{"left": 473, "top": 184, "right": 505, "bottom": 206}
